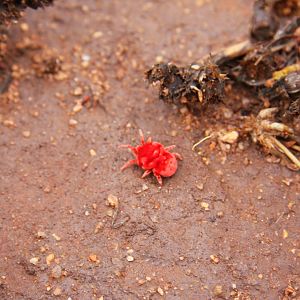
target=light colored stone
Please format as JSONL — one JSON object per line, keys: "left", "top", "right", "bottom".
{"left": 51, "top": 265, "right": 62, "bottom": 279}
{"left": 219, "top": 131, "right": 239, "bottom": 144}
{"left": 29, "top": 257, "right": 39, "bottom": 265}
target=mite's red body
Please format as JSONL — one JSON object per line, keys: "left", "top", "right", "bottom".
{"left": 120, "top": 130, "right": 182, "bottom": 185}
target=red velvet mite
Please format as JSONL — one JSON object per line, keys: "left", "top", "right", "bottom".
{"left": 120, "top": 130, "right": 182, "bottom": 185}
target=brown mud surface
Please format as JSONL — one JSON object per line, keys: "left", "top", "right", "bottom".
{"left": 0, "top": 1, "right": 299, "bottom": 299}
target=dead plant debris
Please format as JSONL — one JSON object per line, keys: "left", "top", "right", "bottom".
{"left": 0, "top": 0, "right": 54, "bottom": 25}
{"left": 147, "top": 0, "right": 300, "bottom": 170}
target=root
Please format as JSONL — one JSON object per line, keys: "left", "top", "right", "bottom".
{"left": 192, "top": 134, "right": 213, "bottom": 151}
{"left": 272, "top": 137, "right": 300, "bottom": 168}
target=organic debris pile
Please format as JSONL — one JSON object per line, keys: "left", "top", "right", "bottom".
{"left": 146, "top": 62, "right": 226, "bottom": 112}
{"left": 0, "top": 0, "right": 53, "bottom": 25}
{"left": 147, "top": 0, "right": 300, "bottom": 170}
{"left": 0, "top": 0, "right": 54, "bottom": 97}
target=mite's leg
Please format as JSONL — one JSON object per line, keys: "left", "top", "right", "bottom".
{"left": 139, "top": 129, "right": 145, "bottom": 144}
{"left": 165, "top": 145, "right": 176, "bottom": 151}
{"left": 121, "top": 159, "right": 137, "bottom": 171}
{"left": 119, "top": 144, "right": 138, "bottom": 156}
{"left": 153, "top": 171, "right": 163, "bottom": 185}
{"left": 173, "top": 153, "right": 183, "bottom": 160}
{"left": 141, "top": 170, "right": 152, "bottom": 178}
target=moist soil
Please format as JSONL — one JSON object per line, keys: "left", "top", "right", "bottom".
{"left": 0, "top": 1, "right": 299, "bottom": 299}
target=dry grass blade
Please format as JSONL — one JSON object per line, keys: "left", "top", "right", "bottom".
{"left": 272, "top": 137, "right": 300, "bottom": 168}
{"left": 192, "top": 135, "right": 213, "bottom": 151}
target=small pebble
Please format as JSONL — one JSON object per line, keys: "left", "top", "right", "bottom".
{"left": 20, "top": 23, "right": 29, "bottom": 32}
{"left": 222, "top": 108, "right": 233, "bottom": 119}
{"left": 73, "top": 103, "right": 82, "bottom": 113}
{"left": 191, "top": 64, "right": 200, "bottom": 70}
{"left": 90, "top": 149, "right": 97, "bottom": 157}
{"left": 81, "top": 5, "right": 90, "bottom": 13}
{"left": 219, "top": 130, "right": 239, "bottom": 144}
{"left": 43, "top": 186, "right": 51, "bottom": 193}
{"left": 3, "top": 120, "right": 16, "bottom": 127}
{"left": 126, "top": 255, "right": 134, "bottom": 262}
{"left": 94, "top": 222, "right": 104, "bottom": 234}
{"left": 170, "top": 130, "right": 178, "bottom": 137}
{"left": 89, "top": 254, "right": 98, "bottom": 263}
{"left": 55, "top": 72, "right": 68, "bottom": 81}
{"left": 93, "top": 31, "right": 103, "bottom": 39}
{"left": 46, "top": 253, "right": 55, "bottom": 265}
{"left": 106, "top": 209, "right": 114, "bottom": 217}
{"left": 180, "top": 107, "right": 188, "bottom": 114}
{"left": 210, "top": 255, "right": 220, "bottom": 264}
{"left": 157, "top": 287, "right": 164, "bottom": 296}
{"left": 73, "top": 87, "right": 83, "bottom": 96}
{"left": 196, "top": 183, "right": 204, "bottom": 190}
{"left": 22, "top": 131, "right": 31, "bottom": 138}
{"left": 214, "top": 285, "right": 223, "bottom": 296}
{"left": 138, "top": 279, "right": 146, "bottom": 285}
{"left": 53, "top": 287, "right": 62, "bottom": 296}
{"left": 51, "top": 265, "right": 62, "bottom": 279}
{"left": 288, "top": 201, "right": 295, "bottom": 210}
{"left": 217, "top": 211, "right": 224, "bottom": 218}
{"left": 282, "top": 178, "right": 293, "bottom": 186}
{"left": 81, "top": 61, "right": 89, "bottom": 68}
{"left": 238, "top": 142, "right": 245, "bottom": 150}
{"left": 81, "top": 54, "right": 91, "bottom": 61}
{"left": 200, "top": 202, "right": 209, "bottom": 210}
{"left": 37, "top": 231, "right": 46, "bottom": 239}
{"left": 142, "top": 184, "right": 149, "bottom": 191}
{"left": 107, "top": 194, "right": 119, "bottom": 208}
{"left": 29, "top": 257, "right": 39, "bottom": 265}
{"left": 69, "top": 119, "right": 78, "bottom": 126}
{"left": 155, "top": 55, "right": 164, "bottom": 63}
{"left": 52, "top": 233, "right": 61, "bottom": 241}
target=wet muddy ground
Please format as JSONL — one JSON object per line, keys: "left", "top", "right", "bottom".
{"left": 0, "top": 1, "right": 299, "bottom": 299}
